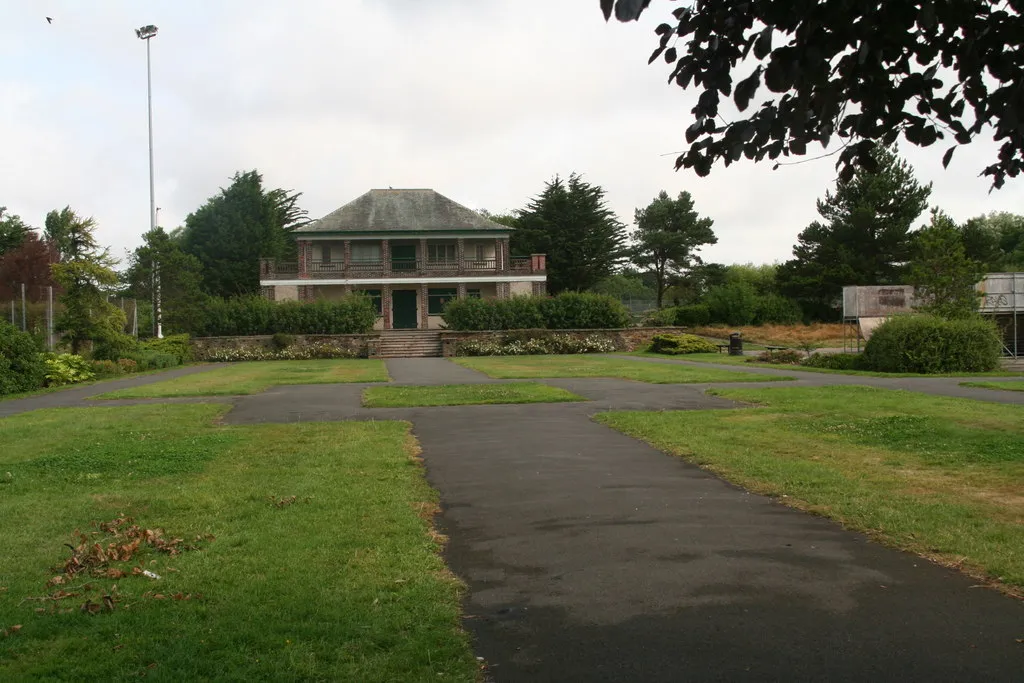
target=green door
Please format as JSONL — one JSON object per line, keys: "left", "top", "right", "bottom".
{"left": 392, "top": 290, "right": 418, "bottom": 329}
{"left": 391, "top": 244, "right": 417, "bottom": 273}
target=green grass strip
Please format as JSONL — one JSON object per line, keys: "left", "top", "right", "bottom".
{"left": 960, "top": 380, "right": 1024, "bottom": 392}
{"left": 0, "top": 405, "right": 475, "bottom": 681}
{"left": 363, "top": 382, "right": 584, "bottom": 408}
{"left": 95, "top": 359, "right": 389, "bottom": 398}
{"left": 454, "top": 354, "right": 789, "bottom": 383}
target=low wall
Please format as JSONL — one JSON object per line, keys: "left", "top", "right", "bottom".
{"left": 192, "top": 334, "right": 380, "bottom": 359}
{"left": 439, "top": 327, "right": 684, "bottom": 357}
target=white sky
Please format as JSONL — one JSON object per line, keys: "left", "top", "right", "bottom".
{"left": 3, "top": 1, "right": 1022, "bottom": 267}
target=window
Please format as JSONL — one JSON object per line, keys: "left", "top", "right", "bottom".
{"left": 427, "top": 244, "right": 456, "bottom": 262}
{"left": 428, "top": 288, "right": 457, "bottom": 315}
{"left": 352, "top": 242, "right": 381, "bottom": 262}
{"left": 358, "top": 289, "right": 382, "bottom": 315}
{"left": 321, "top": 245, "right": 332, "bottom": 264}
{"left": 475, "top": 244, "right": 485, "bottom": 261}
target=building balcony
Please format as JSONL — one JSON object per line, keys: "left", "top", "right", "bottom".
{"left": 259, "top": 255, "right": 546, "bottom": 281}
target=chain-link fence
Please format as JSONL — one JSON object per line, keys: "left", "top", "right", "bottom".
{"left": 3, "top": 283, "right": 149, "bottom": 349}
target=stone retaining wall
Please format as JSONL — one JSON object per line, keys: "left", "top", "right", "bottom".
{"left": 439, "top": 328, "right": 684, "bottom": 357}
{"left": 192, "top": 334, "right": 380, "bottom": 360}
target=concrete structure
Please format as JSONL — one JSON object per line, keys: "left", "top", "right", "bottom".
{"left": 259, "top": 189, "right": 547, "bottom": 330}
{"left": 842, "top": 273, "right": 1023, "bottom": 356}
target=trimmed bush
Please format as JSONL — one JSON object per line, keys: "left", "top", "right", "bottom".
{"left": 0, "top": 322, "right": 47, "bottom": 395}
{"left": 674, "top": 304, "right": 711, "bottom": 327}
{"left": 443, "top": 293, "right": 631, "bottom": 331}
{"left": 746, "top": 349, "right": 804, "bottom": 365}
{"left": 800, "top": 353, "right": 863, "bottom": 370}
{"left": 141, "top": 334, "right": 193, "bottom": 363}
{"left": 457, "top": 332, "right": 617, "bottom": 356}
{"left": 125, "top": 351, "right": 180, "bottom": 370}
{"left": 191, "top": 296, "right": 376, "bottom": 336}
{"left": 44, "top": 353, "right": 95, "bottom": 386}
{"left": 860, "top": 315, "right": 1001, "bottom": 374}
{"left": 648, "top": 333, "right": 718, "bottom": 355}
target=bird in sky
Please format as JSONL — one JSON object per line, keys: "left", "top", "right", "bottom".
{"left": 46, "top": 17, "right": 53, "bottom": 24}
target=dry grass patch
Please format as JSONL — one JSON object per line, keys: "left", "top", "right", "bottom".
{"left": 689, "top": 322, "right": 855, "bottom": 348}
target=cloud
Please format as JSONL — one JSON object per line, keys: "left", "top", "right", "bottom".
{"left": 1, "top": 0, "right": 1021, "bottom": 271}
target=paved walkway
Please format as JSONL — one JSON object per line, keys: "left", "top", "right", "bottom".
{"left": 1, "top": 358, "right": 1022, "bottom": 681}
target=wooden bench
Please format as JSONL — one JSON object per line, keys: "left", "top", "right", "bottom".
{"left": 716, "top": 343, "right": 730, "bottom": 353}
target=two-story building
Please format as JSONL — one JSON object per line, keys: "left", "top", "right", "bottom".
{"left": 259, "top": 188, "right": 547, "bottom": 330}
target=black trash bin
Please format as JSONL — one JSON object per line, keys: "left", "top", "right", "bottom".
{"left": 728, "top": 332, "right": 743, "bottom": 356}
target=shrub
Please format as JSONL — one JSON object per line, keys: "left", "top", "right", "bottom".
{"left": 271, "top": 333, "right": 295, "bottom": 351}
{"left": 0, "top": 322, "right": 47, "bottom": 395}
{"left": 648, "top": 333, "right": 718, "bottom": 355}
{"left": 643, "top": 307, "right": 678, "bottom": 327}
{"left": 141, "top": 334, "right": 193, "bottom": 363}
{"left": 705, "top": 283, "right": 758, "bottom": 326}
{"left": 441, "top": 297, "right": 496, "bottom": 331}
{"left": 90, "top": 359, "right": 121, "bottom": 376}
{"left": 745, "top": 349, "right": 805, "bottom": 365}
{"left": 674, "top": 304, "right": 711, "bottom": 327}
{"left": 44, "top": 353, "right": 95, "bottom": 386}
{"left": 91, "top": 333, "right": 140, "bottom": 362}
{"left": 800, "top": 353, "right": 863, "bottom": 370}
{"left": 201, "top": 341, "right": 359, "bottom": 362}
{"left": 191, "top": 295, "right": 376, "bottom": 336}
{"left": 541, "top": 292, "right": 632, "bottom": 329}
{"left": 456, "top": 332, "right": 617, "bottom": 356}
{"left": 754, "top": 295, "right": 803, "bottom": 325}
{"left": 493, "top": 296, "right": 547, "bottom": 330}
{"left": 860, "top": 314, "right": 1001, "bottom": 373}
{"left": 117, "top": 358, "right": 139, "bottom": 373}
{"left": 125, "top": 351, "right": 180, "bottom": 370}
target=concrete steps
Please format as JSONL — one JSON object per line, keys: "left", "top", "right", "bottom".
{"left": 379, "top": 330, "right": 442, "bottom": 358}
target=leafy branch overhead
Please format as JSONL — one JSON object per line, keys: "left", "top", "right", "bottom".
{"left": 602, "top": 0, "right": 1024, "bottom": 188}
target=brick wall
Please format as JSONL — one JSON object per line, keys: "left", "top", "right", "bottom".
{"left": 439, "top": 327, "right": 685, "bottom": 357}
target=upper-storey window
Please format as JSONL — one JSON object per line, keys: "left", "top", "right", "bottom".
{"left": 352, "top": 242, "right": 381, "bottom": 262}
{"left": 427, "top": 243, "right": 456, "bottom": 262}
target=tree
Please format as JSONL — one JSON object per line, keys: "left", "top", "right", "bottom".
{"left": 180, "top": 171, "right": 307, "bottom": 297}
{"left": 909, "top": 210, "right": 982, "bottom": 319}
{"left": 630, "top": 190, "right": 716, "bottom": 308}
{"left": 45, "top": 206, "right": 101, "bottom": 261}
{"left": 48, "top": 208, "right": 123, "bottom": 353}
{"left": 125, "top": 227, "right": 207, "bottom": 335}
{"left": 777, "top": 148, "right": 931, "bottom": 319}
{"left": 723, "top": 263, "right": 779, "bottom": 296}
{"left": 0, "top": 231, "right": 58, "bottom": 301}
{"left": 601, "top": 1, "right": 1024, "bottom": 188}
{"left": 511, "top": 173, "right": 627, "bottom": 293}
{"left": 963, "top": 212, "right": 1024, "bottom": 271}
{"left": 0, "top": 207, "right": 31, "bottom": 257}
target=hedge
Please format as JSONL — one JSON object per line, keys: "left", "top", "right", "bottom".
{"left": 189, "top": 296, "right": 377, "bottom": 336}
{"left": 443, "top": 293, "right": 631, "bottom": 331}
{"left": 0, "top": 322, "right": 46, "bottom": 395}
{"left": 860, "top": 315, "right": 1001, "bottom": 374}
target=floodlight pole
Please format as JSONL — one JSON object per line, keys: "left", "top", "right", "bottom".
{"left": 137, "top": 24, "right": 161, "bottom": 337}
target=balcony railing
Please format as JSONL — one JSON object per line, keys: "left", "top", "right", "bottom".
{"left": 259, "top": 256, "right": 546, "bottom": 280}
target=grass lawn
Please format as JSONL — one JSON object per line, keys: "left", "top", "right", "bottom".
{"left": 94, "top": 359, "right": 389, "bottom": 398}
{"left": 363, "top": 382, "right": 584, "bottom": 408}
{"left": 961, "top": 380, "right": 1024, "bottom": 392}
{"left": 0, "top": 366, "right": 194, "bottom": 403}
{"left": 597, "top": 385, "right": 1024, "bottom": 592}
{"left": 0, "top": 405, "right": 475, "bottom": 681}
{"left": 453, "top": 355, "right": 790, "bottom": 384}
{"left": 635, "top": 351, "right": 1024, "bottom": 378}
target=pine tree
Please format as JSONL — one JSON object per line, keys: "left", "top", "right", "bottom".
{"left": 630, "top": 190, "right": 716, "bottom": 308}
{"left": 910, "top": 210, "right": 982, "bottom": 319}
{"left": 511, "top": 173, "right": 627, "bottom": 293}
{"left": 777, "top": 148, "right": 931, "bottom": 319}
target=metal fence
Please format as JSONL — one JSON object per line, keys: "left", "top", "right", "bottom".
{"left": 4, "top": 283, "right": 147, "bottom": 350}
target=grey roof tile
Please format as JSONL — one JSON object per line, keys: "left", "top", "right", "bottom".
{"left": 297, "top": 189, "right": 510, "bottom": 233}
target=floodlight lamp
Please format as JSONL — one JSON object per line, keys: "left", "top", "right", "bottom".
{"left": 135, "top": 25, "right": 158, "bottom": 40}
